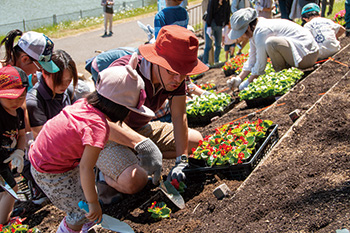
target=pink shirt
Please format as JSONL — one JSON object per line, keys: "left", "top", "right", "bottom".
{"left": 29, "top": 98, "right": 109, "bottom": 173}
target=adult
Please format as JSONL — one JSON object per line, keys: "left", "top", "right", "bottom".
{"left": 96, "top": 25, "right": 209, "bottom": 195}
{"left": 202, "top": 0, "right": 231, "bottom": 65}
{"left": 101, "top": 0, "right": 114, "bottom": 37}
{"left": 254, "top": 0, "right": 274, "bottom": 19}
{"left": 302, "top": 3, "right": 345, "bottom": 60}
{"left": 154, "top": 0, "right": 189, "bottom": 39}
{"left": 231, "top": 0, "right": 253, "bottom": 55}
{"left": 278, "top": 0, "right": 293, "bottom": 20}
{"left": 227, "top": 8, "right": 319, "bottom": 91}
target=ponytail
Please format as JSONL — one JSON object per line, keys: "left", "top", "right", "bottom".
{"left": 0, "top": 29, "right": 24, "bottom": 65}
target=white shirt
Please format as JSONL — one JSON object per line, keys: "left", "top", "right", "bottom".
{"left": 243, "top": 18, "right": 319, "bottom": 76}
{"left": 304, "top": 17, "right": 342, "bottom": 60}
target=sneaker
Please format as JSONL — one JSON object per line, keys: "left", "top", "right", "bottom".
{"left": 108, "top": 31, "right": 113, "bottom": 36}
{"left": 32, "top": 193, "right": 49, "bottom": 205}
{"left": 11, "top": 207, "right": 26, "bottom": 217}
{"left": 102, "top": 32, "right": 108, "bottom": 37}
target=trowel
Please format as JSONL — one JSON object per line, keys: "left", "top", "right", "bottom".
{"left": 0, "top": 174, "right": 18, "bottom": 200}
{"left": 159, "top": 180, "right": 185, "bottom": 209}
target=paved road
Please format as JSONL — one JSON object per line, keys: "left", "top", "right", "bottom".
{"left": 54, "top": 14, "right": 155, "bottom": 78}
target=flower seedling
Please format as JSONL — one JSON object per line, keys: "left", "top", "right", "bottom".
{"left": 170, "top": 179, "right": 187, "bottom": 193}
{"left": 333, "top": 10, "right": 346, "bottom": 26}
{"left": 190, "top": 119, "right": 273, "bottom": 166}
{"left": 186, "top": 92, "right": 231, "bottom": 117}
{"left": 148, "top": 201, "right": 171, "bottom": 220}
{"left": 198, "top": 83, "right": 216, "bottom": 91}
{"left": 0, "top": 217, "right": 40, "bottom": 233}
{"left": 239, "top": 64, "right": 303, "bottom": 101}
{"left": 221, "top": 53, "right": 249, "bottom": 74}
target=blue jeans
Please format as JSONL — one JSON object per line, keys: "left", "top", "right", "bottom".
{"left": 203, "top": 21, "right": 222, "bottom": 64}
{"left": 346, "top": 0, "right": 350, "bottom": 29}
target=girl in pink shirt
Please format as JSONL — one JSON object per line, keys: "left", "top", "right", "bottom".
{"left": 29, "top": 53, "right": 154, "bottom": 233}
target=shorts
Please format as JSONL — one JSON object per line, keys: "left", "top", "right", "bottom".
{"left": 0, "top": 166, "right": 16, "bottom": 192}
{"left": 31, "top": 166, "right": 88, "bottom": 226}
{"left": 96, "top": 121, "right": 175, "bottom": 181}
{"left": 224, "top": 43, "right": 236, "bottom": 52}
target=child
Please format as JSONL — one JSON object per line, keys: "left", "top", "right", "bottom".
{"left": 28, "top": 53, "right": 154, "bottom": 233}
{"left": 302, "top": 3, "right": 345, "bottom": 60}
{"left": 0, "top": 65, "right": 28, "bottom": 225}
{"left": 222, "top": 23, "right": 236, "bottom": 61}
{"left": 154, "top": 0, "right": 189, "bottom": 38}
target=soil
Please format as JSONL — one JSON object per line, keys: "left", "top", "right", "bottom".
{"left": 14, "top": 36, "right": 350, "bottom": 233}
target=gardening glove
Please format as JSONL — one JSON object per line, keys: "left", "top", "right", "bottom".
{"left": 167, "top": 155, "right": 188, "bottom": 182}
{"left": 239, "top": 79, "right": 250, "bottom": 91}
{"left": 3, "top": 149, "right": 24, "bottom": 173}
{"left": 201, "top": 91, "right": 211, "bottom": 96}
{"left": 206, "top": 27, "right": 213, "bottom": 39}
{"left": 134, "top": 138, "right": 162, "bottom": 185}
{"left": 227, "top": 76, "right": 242, "bottom": 91}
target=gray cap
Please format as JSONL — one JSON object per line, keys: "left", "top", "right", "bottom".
{"left": 228, "top": 8, "right": 258, "bottom": 40}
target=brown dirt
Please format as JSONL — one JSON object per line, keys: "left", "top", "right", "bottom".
{"left": 15, "top": 36, "right": 350, "bottom": 233}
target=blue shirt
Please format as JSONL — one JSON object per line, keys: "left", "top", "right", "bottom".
{"left": 154, "top": 5, "right": 189, "bottom": 38}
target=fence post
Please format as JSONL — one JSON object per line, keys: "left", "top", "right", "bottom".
{"left": 123, "top": 2, "right": 126, "bottom": 10}
{"left": 23, "top": 19, "right": 26, "bottom": 32}
{"left": 53, "top": 14, "right": 57, "bottom": 25}
{"left": 142, "top": 0, "right": 144, "bottom": 7}
{"left": 80, "top": 10, "right": 83, "bottom": 19}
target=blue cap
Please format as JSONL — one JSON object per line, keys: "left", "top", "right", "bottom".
{"left": 301, "top": 3, "right": 320, "bottom": 15}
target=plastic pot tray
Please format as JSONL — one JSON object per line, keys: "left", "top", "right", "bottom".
{"left": 187, "top": 100, "right": 236, "bottom": 127}
{"left": 245, "top": 96, "right": 281, "bottom": 108}
{"left": 183, "top": 124, "right": 279, "bottom": 180}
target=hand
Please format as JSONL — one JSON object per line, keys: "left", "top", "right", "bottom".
{"left": 86, "top": 201, "right": 102, "bottom": 223}
{"left": 3, "top": 149, "right": 24, "bottom": 173}
{"left": 226, "top": 76, "right": 242, "bottom": 91}
{"left": 167, "top": 155, "right": 188, "bottom": 182}
{"left": 206, "top": 27, "right": 212, "bottom": 39}
{"left": 134, "top": 138, "right": 162, "bottom": 185}
{"left": 239, "top": 79, "right": 250, "bottom": 91}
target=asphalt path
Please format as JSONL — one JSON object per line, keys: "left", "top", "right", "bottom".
{"left": 54, "top": 14, "right": 155, "bottom": 78}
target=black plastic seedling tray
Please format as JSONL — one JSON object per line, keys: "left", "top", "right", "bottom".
{"left": 184, "top": 124, "right": 279, "bottom": 180}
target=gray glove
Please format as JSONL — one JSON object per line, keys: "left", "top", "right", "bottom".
{"left": 134, "top": 138, "right": 162, "bottom": 185}
{"left": 167, "top": 155, "right": 188, "bottom": 182}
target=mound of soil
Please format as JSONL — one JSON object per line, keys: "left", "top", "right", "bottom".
{"left": 15, "top": 36, "right": 350, "bottom": 233}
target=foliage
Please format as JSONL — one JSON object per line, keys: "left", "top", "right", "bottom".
{"left": 0, "top": 218, "right": 40, "bottom": 233}
{"left": 198, "top": 83, "right": 216, "bottom": 90}
{"left": 148, "top": 202, "right": 171, "bottom": 219}
{"left": 333, "top": 9, "right": 346, "bottom": 26}
{"left": 190, "top": 119, "right": 273, "bottom": 166}
{"left": 186, "top": 93, "right": 231, "bottom": 117}
{"left": 221, "top": 53, "right": 249, "bottom": 73}
{"left": 238, "top": 64, "right": 303, "bottom": 100}
{"left": 170, "top": 179, "right": 187, "bottom": 193}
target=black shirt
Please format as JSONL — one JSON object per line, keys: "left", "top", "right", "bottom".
{"left": 0, "top": 104, "right": 25, "bottom": 170}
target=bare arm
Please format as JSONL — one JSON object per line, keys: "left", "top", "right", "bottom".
{"left": 31, "top": 126, "right": 43, "bottom": 139}
{"left": 17, "top": 129, "right": 26, "bottom": 151}
{"left": 170, "top": 95, "right": 188, "bottom": 157}
{"left": 80, "top": 145, "right": 103, "bottom": 222}
{"left": 336, "top": 25, "right": 346, "bottom": 40}
{"left": 108, "top": 121, "right": 146, "bottom": 148}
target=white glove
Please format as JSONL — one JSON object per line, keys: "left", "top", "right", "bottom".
{"left": 226, "top": 76, "right": 242, "bottom": 91}
{"left": 3, "top": 149, "right": 24, "bottom": 173}
{"left": 206, "top": 27, "right": 213, "bottom": 39}
{"left": 239, "top": 79, "right": 250, "bottom": 91}
{"left": 134, "top": 138, "right": 162, "bottom": 185}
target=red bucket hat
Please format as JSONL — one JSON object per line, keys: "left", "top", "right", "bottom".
{"left": 0, "top": 65, "right": 29, "bottom": 99}
{"left": 138, "top": 25, "right": 209, "bottom": 76}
